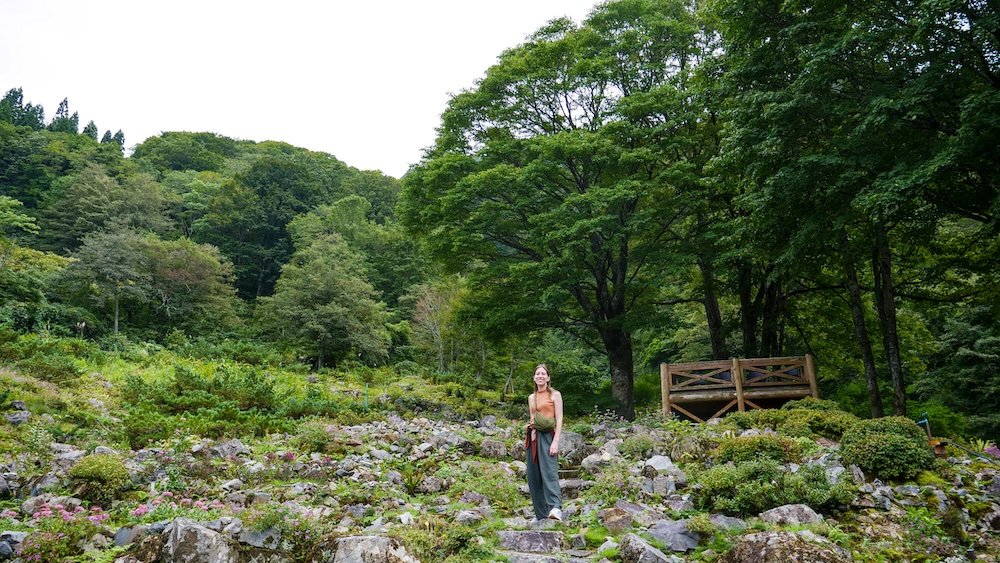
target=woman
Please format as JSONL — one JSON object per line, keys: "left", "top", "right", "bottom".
{"left": 525, "top": 363, "right": 563, "bottom": 521}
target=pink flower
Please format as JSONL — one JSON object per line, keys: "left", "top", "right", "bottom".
{"left": 131, "top": 505, "right": 151, "bottom": 517}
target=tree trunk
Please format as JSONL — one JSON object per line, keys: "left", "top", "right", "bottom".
{"left": 871, "top": 224, "right": 906, "bottom": 416}
{"left": 113, "top": 294, "right": 120, "bottom": 334}
{"left": 760, "top": 281, "right": 782, "bottom": 358}
{"left": 737, "top": 263, "right": 758, "bottom": 357}
{"left": 698, "top": 257, "right": 727, "bottom": 359}
{"left": 601, "top": 327, "right": 635, "bottom": 420}
{"left": 840, "top": 230, "right": 884, "bottom": 418}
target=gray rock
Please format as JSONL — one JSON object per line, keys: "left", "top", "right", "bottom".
{"left": 332, "top": 535, "right": 418, "bottom": 562}
{"left": 9, "top": 401, "right": 26, "bottom": 411}
{"left": 619, "top": 533, "right": 673, "bottom": 562}
{"left": 114, "top": 525, "right": 149, "bottom": 546}
{"left": 480, "top": 415, "right": 497, "bottom": 428}
{"left": 3, "top": 412, "right": 29, "bottom": 425}
{"left": 710, "top": 514, "right": 746, "bottom": 532}
{"left": 644, "top": 455, "right": 676, "bottom": 474}
{"left": 417, "top": 476, "right": 445, "bottom": 493}
{"left": 0, "top": 532, "right": 26, "bottom": 545}
{"left": 480, "top": 439, "right": 508, "bottom": 459}
{"left": 210, "top": 439, "right": 250, "bottom": 459}
{"left": 615, "top": 500, "right": 664, "bottom": 527}
{"left": 0, "top": 476, "right": 9, "bottom": 499}
{"left": 94, "top": 445, "right": 116, "bottom": 455}
{"left": 0, "top": 541, "right": 11, "bottom": 559}
{"left": 455, "top": 510, "right": 483, "bottom": 524}
{"left": 647, "top": 519, "right": 700, "bottom": 552}
{"left": 369, "top": 449, "right": 391, "bottom": 460}
{"left": 600, "top": 507, "right": 633, "bottom": 533}
{"left": 718, "top": 531, "right": 851, "bottom": 563}
{"left": 164, "top": 518, "right": 237, "bottom": 562}
{"left": 239, "top": 526, "right": 281, "bottom": 549}
{"left": 759, "top": 503, "right": 823, "bottom": 525}
{"left": 497, "top": 530, "right": 563, "bottom": 552}
{"left": 221, "top": 479, "right": 243, "bottom": 492}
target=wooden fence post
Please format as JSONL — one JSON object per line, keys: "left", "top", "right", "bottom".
{"left": 661, "top": 363, "right": 672, "bottom": 416}
{"left": 732, "top": 357, "right": 745, "bottom": 412}
{"left": 805, "top": 353, "right": 818, "bottom": 398}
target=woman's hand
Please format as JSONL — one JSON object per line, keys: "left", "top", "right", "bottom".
{"left": 549, "top": 440, "right": 559, "bottom": 457}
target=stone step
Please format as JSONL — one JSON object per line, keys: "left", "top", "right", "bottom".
{"left": 498, "top": 551, "right": 592, "bottom": 563}
{"left": 497, "top": 530, "right": 563, "bottom": 553}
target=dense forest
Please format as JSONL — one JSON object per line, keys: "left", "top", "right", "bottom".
{"left": 1, "top": 0, "right": 998, "bottom": 441}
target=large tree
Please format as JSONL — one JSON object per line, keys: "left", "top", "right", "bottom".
{"left": 402, "top": 0, "right": 709, "bottom": 418}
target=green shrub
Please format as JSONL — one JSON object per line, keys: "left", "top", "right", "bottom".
{"left": 844, "top": 416, "right": 928, "bottom": 444}
{"left": 293, "top": 419, "right": 333, "bottom": 453}
{"left": 14, "top": 353, "right": 83, "bottom": 383}
{"left": 727, "top": 407, "right": 858, "bottom": 440}
{"left": 695, "top": 459, "right": 853, "bottom": 516}
{"left": 621, "top": 435, "right": 656, "bottom": 459}
{"left": 69, "top": 454, "right": 132, "bottom": 506}
{"left": 717, "top": 435, "right": 800, "bottom": 464}
{"left": 18, "top": 508, "right": 104, "bottom": 562}
{"left": 840, "top": 431, "right": 933, "bottom": 481}
{"left": 782, "top": 397, "right": 843, "bottom": 411}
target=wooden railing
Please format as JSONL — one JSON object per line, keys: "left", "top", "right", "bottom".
{"left": 660, "top": 355, "right": 817, "bottom": 422}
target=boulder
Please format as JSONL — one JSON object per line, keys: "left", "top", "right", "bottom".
{"left": 619, "top": 533, "right": 674, "bottom": 562}
{"left": 332, "top": 536, "right": 418, "bottom": 562}
{"left": 600, "top": 507, "right": 633, "bottom": 533}
{"left": 3, "top": 412, "right": 28, "bottom": 426}
{"left": 239, "top": 527, "right": 281, "bottom": 549}
{"left": 647, "top": 519, "right": 700, "bottom": 552}
{"left": 163, "top": 519, "right": 237, "bottom": 563}
{"left": 497, "top": 530, "right": 563, "bottom": 553}
{"left": 718, "top": 532, "right": 851, "bottom": 563}
{"left": 614, "top": 500, "right": 664, "bottom": 527}
{"left": 480, "top": 439, "right": 508, "bottom": 459}
{"left": 759, "top": 504, "right": 824, "bottom": 526}
{"left": 210, "top": 440, "right": 250, "bottom": 459}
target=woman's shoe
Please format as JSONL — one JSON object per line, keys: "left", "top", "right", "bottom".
{"left": 547, "top": 508, "right": 563, "bottom": 521}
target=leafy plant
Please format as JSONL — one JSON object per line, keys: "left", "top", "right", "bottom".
{"left": 68, "top": 454, "right": 132, "bottom": 507}
{"left": 840, "top": 417, "right": 933, "bottom": 481}
{"left": 716, "top": 435, "right": 800, "bottom": 464}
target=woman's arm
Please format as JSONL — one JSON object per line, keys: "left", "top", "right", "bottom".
{"left": 528, "top": 393, "right": 536, "bottom": 426}
{"left": 550, "top": 391, "right": 563, "bottom": 456}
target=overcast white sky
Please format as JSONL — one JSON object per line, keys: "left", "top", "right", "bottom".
{"left": 1, "top": 1, "right": 598, "bottom": 178}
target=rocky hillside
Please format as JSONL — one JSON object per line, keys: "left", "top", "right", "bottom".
{"left": 0, "top": 354, "right": 999, "bottom": 562}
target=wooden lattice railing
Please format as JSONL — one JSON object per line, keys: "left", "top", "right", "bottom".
{"left": 660, "top": 355, "right": 818, "bottom": 422}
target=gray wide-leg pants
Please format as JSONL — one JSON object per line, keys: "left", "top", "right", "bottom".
{"left": 526, "top": 430, "right": 562, "bottom": 520}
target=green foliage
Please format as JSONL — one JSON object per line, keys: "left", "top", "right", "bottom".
{"left": 17, "top": 510, "right": 103, "bottom": 562}
{"left": 620, "top": 434, "right": 656, "bottom": 459}
{"left": 695, "top": 459, "right": 853, "bottom": 516}
{"left": 727, "top": 407, "right": 859, "bottom": 440}
{"left": 120, "top": 365, "right": 342, "bottom": 447}
{"left": 256, "top": 234, "right": 390, "bottom": 366}
{"left": 840, "top": 416, "right": 933, "bottom": 481}
{"left": 782, "top": 397, "right": 843, "bottom": 411}
{"left": 0, "top": 332, "right": 89, "bottom": 383}
{"left": 69, "top": 454, "right": 131, "bottom": 506}
{"left": 717, "top": 435, "right": 800, "bottom": 464}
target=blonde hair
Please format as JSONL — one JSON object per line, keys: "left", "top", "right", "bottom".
{"left": 534, "top": 363, "right": 553, "bottom": 392}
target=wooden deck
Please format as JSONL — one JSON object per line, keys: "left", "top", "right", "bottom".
{"left": 660, "top": 355, "right": 818, "bottom": 422}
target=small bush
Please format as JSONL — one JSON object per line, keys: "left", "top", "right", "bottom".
{"left": 69, "top": 454, "right": 132, "bottom": 506}
{"left": 727, "top": 407, "right": 858, "bottom": 440}
{"left": 293, "top": 419, "right": 333, "bottom": 453}
{"left": 620, "top": 435, "right": 656, "bottom": 459}
{"left": 717, "top": 435, "right": 800, "bottom": 464}
{"left": 17, "top": 507, "right": 106, "bottom": 562}
{"left": 782, "top": 397, "right": 843, "bottom": 411}
{"left": 841, "top": 432, "right": 933, "bottom": 481}
{"left": 695, "top": 459, "right": 853, "bottom": 516}
{"left": 840, "top": 417, "right": 934, "bottom": 481}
